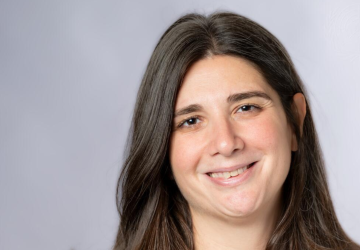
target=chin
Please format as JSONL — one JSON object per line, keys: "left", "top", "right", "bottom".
{"left": 217, "top": 191, "right": 261, "bottom": 218}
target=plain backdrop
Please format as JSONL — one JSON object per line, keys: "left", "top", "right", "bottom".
{"left": 1, "top": 0, "right": 359, "bottom": 249}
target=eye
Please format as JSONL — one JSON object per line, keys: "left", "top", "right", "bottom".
{"left": 236, "top": 104, "right": 260, "bottom": 113}
{"left": 177, "top": 116, "right": 201, "bottom": 128}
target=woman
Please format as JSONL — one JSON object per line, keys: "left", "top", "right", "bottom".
{"left": 114, "top": 12, "right": 360, "bottom": 250}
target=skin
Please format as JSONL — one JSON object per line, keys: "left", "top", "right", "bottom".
{"left": 169, "top": 55, "right": 306, "bottom": 250}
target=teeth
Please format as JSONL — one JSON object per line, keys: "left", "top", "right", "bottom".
{"left": 223, "top": 172, "right": 231, "bottom": 179}
{"left": 238, "top": 167, "right": 244, "bottom": 174}
{"left": 210, "top": 173, "right": 216, "bottom": 178}
{"left": 230, "top": 170, "right": 238, "bottom": 177}
{"left": 209, "top": 164, "right": 251, "bottom": 179}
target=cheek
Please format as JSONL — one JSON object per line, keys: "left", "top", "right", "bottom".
{"left": 169, "top": 133, "right": 202, "bottom": 177}
{"left": 245, "top": 115, "right": 292, "bottom": 180}
{"left": 169, "top": 133, "right": 206, "bottom": 206}
{"left": 244, "top": 116, "right": 284, "bottom": 149}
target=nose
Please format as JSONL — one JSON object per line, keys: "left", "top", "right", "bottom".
{"left": 209, "top": 117, "right": 244, "bottom": 157}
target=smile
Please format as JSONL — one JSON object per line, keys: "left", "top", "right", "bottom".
{"left": 207, "top": 162, "right": 256, "bottom": 179}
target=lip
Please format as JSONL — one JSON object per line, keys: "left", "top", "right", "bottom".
{"left": 206, "top": 162, "right": 254, "bottom": 174}
{"left": 204, "top": 161, "right": 257, "bottom": 187}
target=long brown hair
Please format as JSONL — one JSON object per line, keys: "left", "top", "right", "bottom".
{"left": 114, "top": 12, "right": 359, "bottom": 250}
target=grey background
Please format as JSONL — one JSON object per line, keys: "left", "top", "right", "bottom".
{"left": 1, "top": 0, "right": 359, "bottom": 249}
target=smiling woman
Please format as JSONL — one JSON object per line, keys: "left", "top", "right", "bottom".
{"left": 114, "top": 12, "right": 360, "bottom": 250}
{"left": 169, "top": 56, "right": 298, "bottom": 232}
{"left": 169, "top": 56, "right": 299, "bottom": 249}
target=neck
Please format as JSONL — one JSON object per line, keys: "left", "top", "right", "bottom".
{"left": 192, "top": 194, "right": 282, "bottom": 250}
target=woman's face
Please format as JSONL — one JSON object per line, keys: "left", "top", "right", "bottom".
{"left": 169, "top": 55, "right": 296, "bottom": 221}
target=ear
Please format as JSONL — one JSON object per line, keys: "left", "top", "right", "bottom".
{"left": 291, "top": 93, "right": 307, "bottom": 151}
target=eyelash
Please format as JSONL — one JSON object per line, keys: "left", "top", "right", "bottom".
{"left": 176, "top": 104, "right": 261, "bottom": 129}
{"left": 177, "top": 115, "right": 202, "bottom": 128}
{"left": 235, "top": 104, "right": 261, "bottom": 113}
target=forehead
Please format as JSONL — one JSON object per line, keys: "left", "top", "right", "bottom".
{"left": 176, "top": 55, "right": 276, "bottom": 107}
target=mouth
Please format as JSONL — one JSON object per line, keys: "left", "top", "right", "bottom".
{"left": 206, "top": 162, "right": 256, "bottom": 179}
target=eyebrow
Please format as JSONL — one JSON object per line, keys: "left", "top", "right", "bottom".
{"left": 174, "top": 91, "right": 272, "bottom": 118}
{"left": 227, "top": 91, "right": 272, "bottom": 103}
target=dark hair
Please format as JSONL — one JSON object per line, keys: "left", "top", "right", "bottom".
{"left": 114, "top": 11, "right": 359, "bottom": 250}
